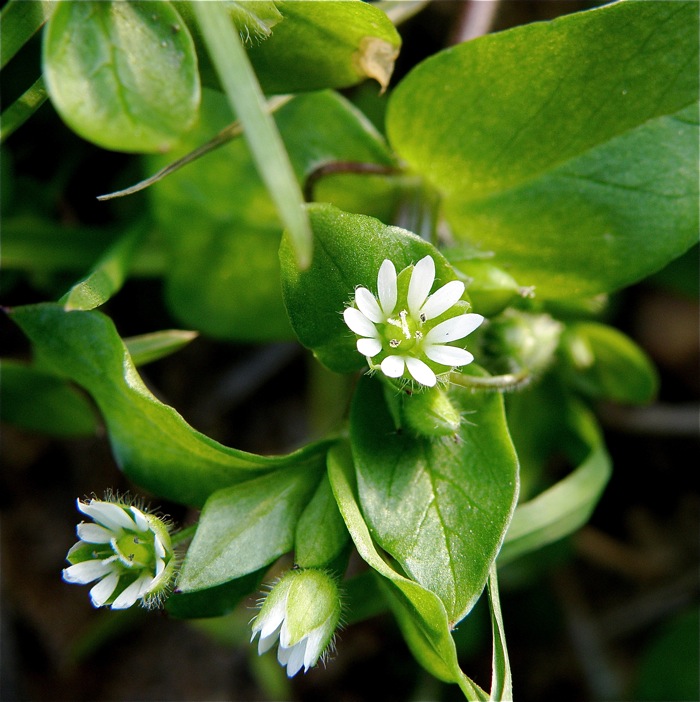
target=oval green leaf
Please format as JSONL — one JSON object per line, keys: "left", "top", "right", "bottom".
{"left": 350, "top": 376, "right": 519, "bottom": 624}
{"left": 387, "top": 0, "right": 699, "bottom": 297}
{"left": 43, "top": 1, "right": 200, "bottom": 152}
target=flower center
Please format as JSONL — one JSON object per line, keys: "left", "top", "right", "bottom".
{"left": 383, "top": 309, "right": 423, "bottom": 354}
{"left": 114, "top": 531, "right": 154, "bottom": 569}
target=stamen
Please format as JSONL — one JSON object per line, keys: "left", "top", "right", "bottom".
{"left": 389, "top": 339, "right": 400, "bottom": 348}
{"left": 399, "top": 310, "right": 411, "bottom": 339}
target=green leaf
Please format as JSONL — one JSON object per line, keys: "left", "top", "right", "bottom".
{"left": 148, "top": 89, "right": 394, "bottom": 342}
{"left": 9, "top": 303, "right": 330, "bottom": 507}
{"left": 387, "top": 0, "right": 699, "bottom": 297}
{"left": 560, "top": 322, "right": 659, "bottom": 405}
{"left": 124, "top": 329, "right": 198, "bottom": 367}
{"left": 327, "top": 444, "right": 487, "bottom": 699}
{"left": 59, "top": 224, "right": 144, "bottom": 311}
{"left": 499, "top": 395, "right": 611, "bottom": 566}
{"left": 294, "top": 473, "right": 350, "bottom": 569}
{"left": 351, "top": 376, "right": 519, "bottom": 624}
{"left": 1, "top": 0, "right": 55, "bottom": 69}
{"left": 193, "top": 0, "right": 312, "bottom": 269}
{"left": 248, "top": 0, "right": 401, "bottom": 94}
{"left": 0, "top": 359, "right": 97, "bottom": 437}
{"left": 43, "top": 1, "right": 200, "bottom": 153}
{"left": 177, "top": 464, "right": 323, "bottom": 592}
{"left": 280, "top": 203, "right": 461, "bottom": 373}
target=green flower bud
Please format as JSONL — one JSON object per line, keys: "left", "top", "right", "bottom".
{"left": 484, "top": 309, "right": 563, "bottom": 375}
{"left": 251, "top": 569, "right": 341, "bottom": 677}
{"left": 402, "top": 386, "right": 461, "bottom": 437}
{"left": 62, "top": 496, "right": 176, "bottom": 609}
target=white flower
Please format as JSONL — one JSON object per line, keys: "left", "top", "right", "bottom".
{"left": 251, "top": 569, "right": 341, "bottom": 677}
{"left": 343, "top": 255, "right": 484, "bottom": 387}
{"left": 62, "top": 497, "right": 176, "bottom": 609}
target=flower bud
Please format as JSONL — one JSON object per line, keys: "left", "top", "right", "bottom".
{"left": 453, "top": 259, "right": 521, "bottom": 317}
{"left": 62, "top": 496, "right": 176, "bottom": 609}
{"left": 251, "top": 569, "right": 341, "bottom": 677}
{"left": 402, "top": 386, "right": 461, "bottom": 437}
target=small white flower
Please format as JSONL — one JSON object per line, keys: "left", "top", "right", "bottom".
{"left": 251, "top": 569, "right": 341, "bottom": 677}
{"left": 63, "top": 497, "right": 176, "bottom": 609}
{"left": 343, "top": 255, "right": 484, "bottom": 387}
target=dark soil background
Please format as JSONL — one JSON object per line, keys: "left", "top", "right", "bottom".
{"left": 2, "top": 2, "right": 698, "bottom": 700}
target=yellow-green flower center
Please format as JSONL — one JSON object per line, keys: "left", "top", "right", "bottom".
{"left": 382, "top": 309, "right": 423, "bottom": 354}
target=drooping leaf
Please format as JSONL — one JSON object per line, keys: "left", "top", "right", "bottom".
{"left": 499, "top": 390, "right": 611, "bottom": 565}
{"left": 248, "top": 0, "right": 401, "bottom": 94}
{"left": 350, "top": 376, "right": 519, "bottom": 625}
{"left": 0, "top": 359, "right": 97, "bottom": 437}
{"left": 327, "top": 444, "right": 487, "bottom": 700}
{"left": 9, "top": 303, "right": 331, "bottom": 507}
{"left": 43, "top": 1, "right": 200, "bottom": 152}
{"left": 387, "top": 0, "right": 699, "bottom": 297}
{"left": 177, "top": 464, "right": 323, "bottom": 592}
{"left": 148, "top": 90, "right": 395, "bottom": 341}
{"left": 280, "top": 203, "right": 461, "bottom": 373}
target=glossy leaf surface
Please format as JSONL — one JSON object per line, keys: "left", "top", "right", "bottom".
{"left": 351, "top": 376, "right": 519, "bottom": 624}
{"left": 387, "top": 0, "right": 699, "bottom": 297}
{"left": 10, "top": 303, "right": 330, "bottom": 507}
{"left": 43, "top": 1, "right": 200, "bottom": 152}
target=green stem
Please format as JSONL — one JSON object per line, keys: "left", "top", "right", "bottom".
{"left": 97, "top": 95, "right": 293, "bottom": 201}
{"left": 449, "top": 369, "right": 531, "bottom": 392}
{"left": 193, "top": 2, "right": 312, "bottom": 269}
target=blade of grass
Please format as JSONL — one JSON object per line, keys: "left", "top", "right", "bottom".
{"left": 192, "top": 2, "right": 311, "bottom": 269}
{"left": 0, "top": 76, "right": 48, "bottom": 143}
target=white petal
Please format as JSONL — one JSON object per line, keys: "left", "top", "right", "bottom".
{"left": 277, "top": 642, "right": 292, "bottom": 665}
{"left": 76, "top": 523, "right": 114, "bottom": 543}
{"left": 420, "top": 280, "right": 465, "bottom": 320}
{"left": 407, "top": 256, "right": 435, "bottom": 317}
{"left": 154, "top": 556, "right": 165, "bottom": 579}
{"left": 154, "top": 533, "right": 166, "bottom": 558}
{"left": 111, "top": 575, "right": 152, "bottom": 609}
{"left": 357, "top": 338, "right": 382, "bottom": 357}
{"left": 130, "top": 507, "right": 149, "bottom": 532}
{"left": 343, "top": 307, "right": 378, "bottom": 338}
{"left": 380, "top": 355, "right": 405, "bottom": 378}
{"left": 257, "top": 626, "right": 281, "bottom": 655}
{"left": 405, "top": 357, "right": 437, "bottom": 387}
{"left": 260, "top": 602, "right": 287, "bottom": 640}
{"left": 425, "top": 313, "right": 484, "bottom": 344}
{"left": 354, "top": 287, "right": 384, "bottom": 323}
{"left": 303, "top": 626, "right": 326, "bottom": 670}
{"left": 63, "top": 559, "right": 114, "bottom": 585}
{"left": 424, "top": 344, "right": 474, "bottom": 367}
{"left": 89, "top": 571, "right": 120, "bottom": 607}
{"left": 377, "top": 259, "right": 397, "bottom": 316}
{"left": 284, "top": 640, "right": 308, "bottom": 677}
{"left": 78, "top": 500, "right": 136, "bottom": 531}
